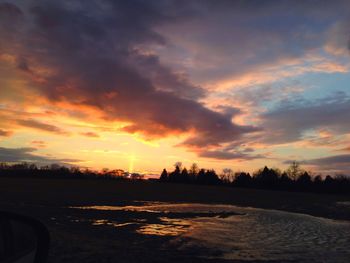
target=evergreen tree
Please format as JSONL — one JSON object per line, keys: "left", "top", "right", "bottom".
{"left": 160, "top": 168, "right": 168, "bottom": 181}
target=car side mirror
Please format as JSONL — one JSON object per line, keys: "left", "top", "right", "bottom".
{"left": 0, "top": 211, "right": 50, "bottom": 263}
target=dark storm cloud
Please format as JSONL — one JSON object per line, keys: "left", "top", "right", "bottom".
{"left": 0, "top": 147, "right": 80, "bottom": 164}
{"left": 261, "top": 93, "right": 350, "bottom": 143}
{"left": 17, "top": 119, "right": 69, "bottom": 135}
{"left": 0, "top": 0, "right": 258, "bottom": 148}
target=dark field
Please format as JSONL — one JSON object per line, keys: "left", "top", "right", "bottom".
{"left": 0, "top": 177, "right": 349, "bottom": 262}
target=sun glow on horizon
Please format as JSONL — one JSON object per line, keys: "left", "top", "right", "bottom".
{"left": 128, "top": 154, "right": 136, "bottom": 173}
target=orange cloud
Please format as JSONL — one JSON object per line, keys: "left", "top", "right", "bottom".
{"left": 16, "top": 119, "right": 70, "bottom": 135}
{"left": 80, "top": 132, "right": 100, "bottom": 138}
{"left": 31, "top": 140, "right": 47, "bottom": 148}
{"left": 0, "top": 129, "right": 13, "bottom": 137}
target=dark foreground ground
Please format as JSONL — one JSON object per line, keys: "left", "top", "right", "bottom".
{"left": 0, "top": 177, "right": 349, "bottom": 262}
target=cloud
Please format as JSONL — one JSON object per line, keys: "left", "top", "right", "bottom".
{"left": 0, "top": 129, "right": 13, "bottom": 137}
{"left": 260, "top": 93, "right": 350, "bottom": 144}
{"left": 0, "top": 147, "right": 80, "bottom": 165}
{"left": 154, "top": 0, "right": 350, "bottom": 89}
{"left": 0, "top": 0, "right": 258, "bottom": 149}
{"left": 0, "top": 2, "right": 23, "bottom": 25}
{"left": 306, "top": 154, "right": 350, "bottom": 166}
{"left": 1, "top": 0, "right": 350, "bottom": 163}
{"left": 199, "top": 150, "right": 264, "bottom": 161}
{"left": 80, "top": 132, "right": 99, "bottom": 138}
{"left": 285, "top": 154, "right": 350, "bottom": 174}
{"left": 338, "top": 146, "right": 350, "bottom": 152}
{"left": 16, "top": 119, "right": 69, "bottom": 135}
{"left": 324, "top": 21, "right": 350, "bottom": 56}
{"left": 31, "top": 140, "right": 47, "bottom": 148}
{"left": 131, "top": 52, "right": 206, "bottom": 100}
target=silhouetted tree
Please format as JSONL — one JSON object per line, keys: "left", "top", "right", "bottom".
{"left": 313, "top": 175, "right": 323, "bottom": 184}
{"left": 233, "top": 172, "right": 252, "bottom": 187}
{"left": 168, "top": 165, "right": 181, "bottom": 182}
{"left": 130, "top": 173, "right": 144, "bottom": 180}
{"left": 207, "top": 169, "right": 220, "bottom": 184}
{"left": 159, "top": 168, "right": 168, "bottom": 181}
{"left": 180, "top": 167, "right": 189, "bottom": 182}
{"left": 324, "top": 175, "right": 334, "bottom": 184}
{"left": 279, "top": 172, "right": 293, "bottom": 190}
{"left": 254, "top": 166, "right": 280, "bottom": 189}
{"left": 50, "top": 163, "right": 61, "bottom": 170}
{"left": 1, "top": 161, "right": 350, "bottom": 194}
{"left": 296, "top": 171, "right": 312, "bottom": 191}
{"left": 159, "top": 161, "right": 350, "bottom": 194}
{"left": 220, "top": 168, "right": 234, "bottom": 183}
{"left": 196, "top": 169, "right": 219, "bottom": 185}
{"left": 0, "top": 162, "right": 131, "bottom": 180}
{"left": 174, "top": 161, "right": 183, "bottom": 170}
{"left": 189, "top": 163, "right": 199, "bottom": 182}
{"left": 286, "top": 161, "right": 303, "bottom": 181}
{"left": 28, "top": 163, "right": 38, "bottom": 170}
{"left": 334, "top": 175, "right": 350, "bottom": 193}
{"left": 196, "top": 168, "right": 206, "bottom": 184}
{"left": 312, "top": 175, "right": 323, "bottom": 192}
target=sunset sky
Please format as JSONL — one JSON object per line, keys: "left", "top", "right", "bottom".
{"left": 0, "top": 0, "right": 350, "bottom": 175}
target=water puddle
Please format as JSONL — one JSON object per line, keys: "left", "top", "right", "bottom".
{"left": 136, "top": 217, "right": 192, "bottom": 236}
{"left": 92, "top": 219, "right": 136, "bottom": 228}
{"left": 70, "top": 202, "right": 350, "bottom": 262}
{"left": 336, "top": 201, "right": 350, "bottom": 207}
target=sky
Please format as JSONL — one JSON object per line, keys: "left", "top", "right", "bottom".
{"left": 0, "top": 0, "right": 350, "bottom": 175}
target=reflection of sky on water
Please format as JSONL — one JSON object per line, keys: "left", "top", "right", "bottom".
{"left": 92, "top": 220, "right": 135, "bottom": 228}
{"left": 137, "top": 218, "right": 191, "bottom": 236}
{"left": 72, "top": 202, "right": 350, "bottom": 262}
{"left": 70, "top": 202, "right": 242, "bottom": 213}
{"left": 336, "top": 201, "right": 350, "bottom": 207}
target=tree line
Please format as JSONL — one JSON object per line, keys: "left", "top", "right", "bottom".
{"left": 1, "top": 161, "right": 349, "bottom": 194}
{"left": 0, "top": 162, "right": 143, "bottom": 180}
{"left": 159, "top": 161, "right": 350, "bottom": 194}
